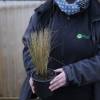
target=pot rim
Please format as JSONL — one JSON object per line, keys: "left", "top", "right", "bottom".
{"left": 31, "top": 68, "right": 56, "bottom": 82}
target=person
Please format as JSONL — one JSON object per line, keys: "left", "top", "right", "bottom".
{"left": 19, "top": 0, "right": 100, "bottom": 100}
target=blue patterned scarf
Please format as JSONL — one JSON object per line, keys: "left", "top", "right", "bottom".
{"left": 54, "top": 0, "right": 90, "bottom": 15}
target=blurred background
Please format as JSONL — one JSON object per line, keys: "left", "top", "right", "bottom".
{"left": 0, "top": 1, "right": 44, "bottom": 100}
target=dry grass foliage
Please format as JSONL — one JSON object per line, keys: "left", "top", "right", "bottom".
{"left": 28, "top": 29, "right": 51, "bottom": 77}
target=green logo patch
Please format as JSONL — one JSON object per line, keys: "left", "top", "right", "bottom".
{"left": 76, "top": 33, "right": 90, "bottom": 39}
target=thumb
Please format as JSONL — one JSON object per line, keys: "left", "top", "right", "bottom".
{"left": 54, "top": 68, "right": 63, "bottom": 73}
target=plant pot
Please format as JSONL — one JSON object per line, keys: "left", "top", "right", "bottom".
{"left": 31, "top": 68, "right": 56, "bottom": 99}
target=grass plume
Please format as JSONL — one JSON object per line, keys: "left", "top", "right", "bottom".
{"left": 28, "top": 29, "right": 51, "bottom": 77}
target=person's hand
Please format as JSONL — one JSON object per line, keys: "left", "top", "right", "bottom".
{"left": 49, "top": 68, "right": 66, "bottom": 91}
{"left": 29, "top": 77, "right": 35, "bottom": 94}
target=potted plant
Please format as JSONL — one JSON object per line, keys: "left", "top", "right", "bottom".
{"left": 28, "top": 29, "right": 56, "bottom": 99}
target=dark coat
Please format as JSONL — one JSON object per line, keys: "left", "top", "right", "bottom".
{"left": 19, "top": 0, "right": 100, "bottom": 100}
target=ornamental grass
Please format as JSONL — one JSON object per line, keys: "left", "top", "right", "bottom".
{"left": 28, "top": 29, "right": 51, "bottom": 78}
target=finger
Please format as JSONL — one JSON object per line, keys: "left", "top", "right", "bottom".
{"left": 49, "top": 72, "right": 66, "bottom": 91}
{"left": 29, "top": 77, "right": 34, "bottom": 87}
{"left": 32, "top": 86, "right": 35, "bottom": 94}
{"left": 49, "top": 80, "right": 61, "bottom": 90}
{"left": 29, "top": 78, "right": 35, "bottom": 94}
{"left": 31, "top": 84, "right": 35, "bottom": 94}
{"left": 51, "top": 82, "right": 64, "bottom": 91}
{"left": 49, "top": 78, "right": 64, "bottom": 90}
{"left": 50, "top": 80, "right": 64, "bottom": 91}
{"left": 50, "top": 73, "right": 62, "bottom": 84}
{"left": 54, "top": 68, "right": 63, "bottom": 73}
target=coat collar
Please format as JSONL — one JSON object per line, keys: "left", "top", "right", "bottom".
{"left": 34, "top": 0, "right": 100, "bottom": 22}
{"left": 34, "top": 0, "right": 54, "bottom": 15}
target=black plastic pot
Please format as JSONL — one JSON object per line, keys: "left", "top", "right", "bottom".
{"left": 32, "top": 68, "right": 56, "bottom": 99}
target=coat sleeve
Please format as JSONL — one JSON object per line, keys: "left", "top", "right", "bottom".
{"left": 22, "top": 12, "right": 42, "bottom": 77}
{"left": 63, "top": 21, "right": 100, "bottom": 86}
